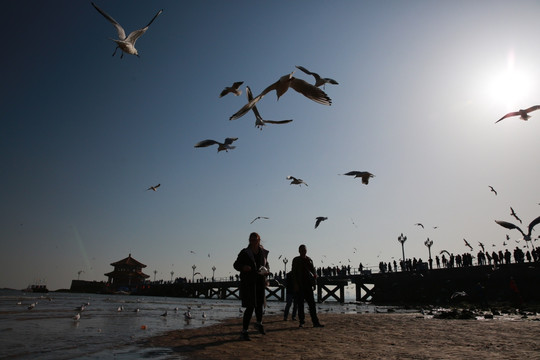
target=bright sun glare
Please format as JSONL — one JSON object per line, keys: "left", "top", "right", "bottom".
{"left": 488, "top": 51, "right": 532, "bottom": 109}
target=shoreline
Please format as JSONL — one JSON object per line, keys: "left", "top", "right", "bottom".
{"left": 141, "top": 312, "right": 540, "bottom": 359}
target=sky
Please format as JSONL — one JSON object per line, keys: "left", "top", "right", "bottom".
{"left": 2, "top": 1, "right": 540, "bottom": 291}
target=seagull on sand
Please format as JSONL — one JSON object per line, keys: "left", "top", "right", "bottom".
{"left": 341, "top": 171, "right": 375, "bottom": 185}
{"left": 245, "top": 86, "right": 293, "bottom": 130}
{"left": 250, "top": 216, "right": 269, "bottom": 224}
{"left": 295, "top": 65, "right": 339, "bottom": 88}
{"left": 286, "top": 176, "right": 308, "bottom": 187}
{"left": 220, "top": 81, "right": 244, "bottom": 97}
{"left": 160, "top": 311, "right": 167, "bottom": 317}
{"left": 194, "top": 137, "right": 238, "bottom": 152}
{"left": 510, "top": 207, "right": 522, "bottom": 224}
{"left": 495, "top": 215, "right": 540, "bottom": 242}
{"left": 315, "top": 217, "right": 328, "bottom": 229}
{"left": 184, "top": 311, "right": 193, "bottom": 320}
{"left": 73, "top": 313, "right": 81, "bottom": 321}
{"left": 495, "top": 105, "right": 540, "bottom": 123}
{"left": 146, "top": 184, "right": 160, "bottom": 191}
{"left": 91, "top": 3, "right": 163, "bottom": 59}
{"left": 488, "top": 186, "right": 497, "bottom": 195}
{"left": 229, "top": 71, "right": 331, "bottom": 120}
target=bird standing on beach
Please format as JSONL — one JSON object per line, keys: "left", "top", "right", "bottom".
{"left": 245, "top": 86, "right": 293, "bottom": 130}
{"left": 488, "top": 186, "right": 497, "bottom": 195}
{"left": 286, "top": 176, "right": 308, "bottom": 186}
{"left": 73, "top": 313, "right": 81, "bottom": 321}
{"left": 495, "top": 105, "right": 540, "bottom": 123}
{"left": 229, "top": 71, "right": 331, "bottom": 120}
{"left": 341, "top": 171, "right": 375, "bottom": 185}
{"left": 295, "top": 65, "right": 339, "bottom": 88}
{"left": 194, "top": 137, "right": 238, "bottom": 152}
{"left": 510, "top": 207, "right": 522, "bottom": 224}
{"left": 315, "top": 216, "right": 328, "bottom": 229}
{"left": 146, "top": 184, "right": 160, "bottom": 191}
{"left": 91, "top": 2, "right": 163, "bottom": 58}
{"left": 494, "top": 215, "right": 540, "bottom": 242}
{"left": 220, "top": 81, "right": 244, "bottom": 97}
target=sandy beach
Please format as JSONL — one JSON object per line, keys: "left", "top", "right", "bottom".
{"left": 143, "top": 312, "right": 540, "bottom": 359}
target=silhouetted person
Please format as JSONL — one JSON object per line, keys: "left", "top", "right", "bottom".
{"left": 283, "top": 271, "right": 297, "bottom": 321}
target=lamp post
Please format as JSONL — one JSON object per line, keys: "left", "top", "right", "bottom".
{"left": 283, "top": 258, "right": 288, "bottom": 274}
{"left": 424, "top": 237, "right": 433, "bottom": 269}
{"left": 192, "top": 265, "right": 196, "bottom": 283}
{"left": 170, "top": 271, "right": 174, "bottom": 282}
{"left": 212, "top": 266, "right": 216, "bottom": 281}
{"left": 77, "top": 270, "right": 84, "bottom": 280}
{"left": 153, "top": 270, "right": 157, "bottom": 282}
{"left": 398, "top": 233, "right": 407, "bottom": 271}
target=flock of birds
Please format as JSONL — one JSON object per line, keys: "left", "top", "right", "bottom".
{"left": 90, "top": 3, "right": 539, "bottom": 261}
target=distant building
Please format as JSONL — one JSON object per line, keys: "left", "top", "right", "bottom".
{"left": 104, "top": 254, "right": 150, "bottom": 292}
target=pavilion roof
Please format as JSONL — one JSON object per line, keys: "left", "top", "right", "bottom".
{"left": 110, "top": 254, "right": 146, "bottom": 268}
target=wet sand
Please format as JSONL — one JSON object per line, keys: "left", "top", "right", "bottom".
{"left": 142, "top": 313, "right": 540, "bottom": 359}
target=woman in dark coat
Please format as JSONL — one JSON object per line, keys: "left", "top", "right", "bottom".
{"left": 233, "top": 232, "right": 270, "bottom": 340}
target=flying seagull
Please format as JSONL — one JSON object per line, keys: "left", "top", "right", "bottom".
{"left": 220, "top": 81, "right": 244, "bottom": 97}
{"left": 463, "top": 238, "right": 473, "bottom": 251}
{"left": 478, "top": 242, "right": 485, "bottom": 252}
{"left": 488, "top": 186, "right": 497, "bottom": 196}
{"left": 495, "top": 105, "right": 540, "bottom": 123}
{"left": 440, "top": 250, "right": 450, "bottom": 256}
{"left": 414, "top": 223, "right": 424, "bottom": 229}
{"left": 250, "top": 216, "right": 269, "bottom": 224}
{"left": 147, "top": 184, "right": 160, "bottom": 191}
{"left": 341, "top": 171, "right": 375, "bottom": 185}
{"left": 286, "top": 176, "right": 308, "bottom": 186}
{"left": 245, "top": 86, "right": 293, "bottom": 130}
{"left": 510, "top": 207, "right": 522, "bottom": 224}
{"left": 229, "top": 71, "right": 331, "bottom": 120}
{"left": 91, "top": 2, "right": 163, "bottom": 58}
{"left": 295, "top": 65, "right": 339, "bottom": 88}
{"left": 315, "top": 216, "right": 328, "bottom": 229}
{"left": 194, "top": 137, "right": 238, "bottom": 152}
{"left": 494, "top": 215, "right": 540, "bottom": 242}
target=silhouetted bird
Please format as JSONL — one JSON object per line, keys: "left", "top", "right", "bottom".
{"left": 315, "top": 217, "right": 328, "bottom": 229}
{"left": 341, "top": 171, "right": 375, "bottom": 185}
{"left": 495, "top": 105, "right": 540, "bottom": 123}
{"left": 250, "top": 216, "right": 269, "bottom": 224}
{"left": 245, "top": 86, "right": 293, "bottom": 130}
{"left": 510, "top": 207, "right": 522, "bottom": 224}
{"left": 414, "top": 223, "right": 424, "bottom": 229}
{"left": 478, "top": 242, "right": 485, "bottom": 252}
{"left": 91, "top": 2, "right": 163, "bottom": 58}
{"left": 286, "top": 176, "right": 308, "bottom": 187}
{"left": 194, "top": 137, "right": 238, "bottom": 152}
{"left": 440, "top": 250, "right": 450, "bottom": 256}
{"left": 295, "top": 65, "right": 339, "bottom": 88}
{"left": 463, "top": 239, "right": 473, "bottom": 251}
{"left": 220, "top": 81, "right": 244, "bottom": 97}
{"left": 495, "top": 215, "right": 540, "bottom": 241}
{"left": 147, "top": 184, "right": 160, "bottom": 191}
{"left": 488, "top": 186, "right": 497, "bottom": 195}
{"left": 229, "top": 71, "right": 331, "bottom": 120}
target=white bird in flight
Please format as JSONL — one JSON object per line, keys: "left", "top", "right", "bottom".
{"left": 245, "top": 86, "right": 293, "bottom": 130}
{"left": 194, "top": 137, "right": 238, "bottom": 152}
{"left": 229, "top": 71, "right": 332, "bottom": 120}
{"left": 295, "top": 66, "right": 339, "bottom": 88}
{"left": 315, "top": 217, "right": 328, "bottom": 229}
{"left": 494, "top": 215, "right": 540, "bottom": 242}
{"left": 341, "top": 171, "right": 375, "bottom": 185}
{"left": 220, "top": 81, "right": 244, "bottom": 97}
{"left": 495, "top": 105, "right": 540, "bottom": 123}
{"left": 91, "top": 2, "right": 163, "bottom": 58}
{"left": 250, "top": 216, "right": 269, "bottom": 224}
{"left": 286, "top": 176, "right": 308, "bottom": 187}
{"left": 147, "top": 183, "right": 160, "bottom": 191}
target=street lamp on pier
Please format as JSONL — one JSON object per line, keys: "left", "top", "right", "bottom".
{"left": 424, "top": 238, "right": 433, "bottom": 269}
{"left": 153, "top": 270, "right": 157, "bottom": 282}
{"left": 283, "top": 258, "right": 288, "bottom": 274}
{"left": 170, "top": 271, "right": 174, "bottom": 282}
{"left": 192, "top": 265, "right": 197, "bottom": 283}
{"left": 212, "top": 266, "right": 216, "bottom": 281}
{"left": 77, "top": 270, "right": 84, "bottom": 280}
{"left": 398, "top": 233, "right": 407, "bottom": 271}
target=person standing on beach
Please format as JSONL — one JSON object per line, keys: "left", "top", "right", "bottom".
{"left": 233, "top": 232, "right": 270, "bottom": 340}
{"left": 292, "top": 244, "right": 324, "bottom": 328}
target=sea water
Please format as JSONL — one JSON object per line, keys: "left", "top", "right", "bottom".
{"left": 0, "top": 288, "right": 376, "bottom": 359}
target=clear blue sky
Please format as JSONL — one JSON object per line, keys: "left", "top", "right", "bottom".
{"left": 2, "top": 1, "right": 539, "bottom": 290}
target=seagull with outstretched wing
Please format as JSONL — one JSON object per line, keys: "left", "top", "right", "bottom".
{"left": 91, "top": 2, "right": 163, "bottom": 58}
{"left": 245, "top": 86, "right": 293, "bottom": 130}
{"left": 510, "top": 207, "right": 522, "bottom": 224}
{"left": 315, "top": 217, "right": 328, "bottom": 229}
{"left": 250, "top": 216, "right": 269, "bottom": 224}
{"left": 147, "top": 183, "right": 160, "bottom": 191}
{"left": 341, "top": 171, "right": 375, "bottom": 185}
{"left": 286, "top": 176, "right": 308, "bottom": 187}
{"left": 220, "top": 81, "right": 244, "bottom": 97}
{"left": 295, "top": 65, "right": 339, "bottom": 88}
{"left": 495, "top": 215, "right": 540, "bottom": 241}
{"left": 495, "top": 105, "right": 540, "bottom": 123}
{"left": 488, "top": 186, "right": 497, "bottom": 195}
{"left": 194, "top": 137, "right": 238, "bottom": 152}
{"left": 463, "top": 238, "right": 473, "bottom": 251}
